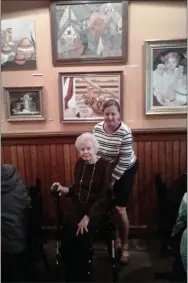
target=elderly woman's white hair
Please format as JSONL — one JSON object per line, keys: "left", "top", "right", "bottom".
{"left": 75, "top": 133, "right": 99, "bottom": 154}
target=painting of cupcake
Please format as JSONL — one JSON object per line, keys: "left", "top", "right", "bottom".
{"left": 1, "top": 18, "right": 37, "bottom": 70}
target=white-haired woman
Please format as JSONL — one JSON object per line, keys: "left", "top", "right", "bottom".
{"left": 51, "top": 133, "right": 112, "bottom": 282}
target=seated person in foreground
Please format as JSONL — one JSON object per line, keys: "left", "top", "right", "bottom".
{"left": 1, "top": 164, "right": 30, "bottom": 282}
{"left": 171, "top": 192, "right": 187, "bottom": 274}
{"left": 51, "top": 133, "right": 113, "bottom": 282}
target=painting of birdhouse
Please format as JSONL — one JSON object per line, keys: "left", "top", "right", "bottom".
{"left": 1, "top": 18, "right": 37, "bottom": 70}
{"left": 50, "top": 1, "right": 128, "bottom": 65}
{"left": 4, "top": 86, "right": 44, "bottom": 121}
{"left": 59, "top": 71, "right": 123, "bottom": 121}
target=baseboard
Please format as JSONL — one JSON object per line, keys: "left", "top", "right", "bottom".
{"left": 42, "top": 225, "right": 158, "bottom": 240}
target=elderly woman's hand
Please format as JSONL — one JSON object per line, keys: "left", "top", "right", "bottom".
{"left": 51, "top": 182, "right": 69, "bottom": 196}
{"left": 76, "top": 215, "right": 90, "bottom": 236}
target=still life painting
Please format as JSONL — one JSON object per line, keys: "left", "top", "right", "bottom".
{"left": 145, "top": 39, "right": 187, "bottom": 115}
{"left": 59, "top": 72, "right": 123, "bottom": 121}
{"left": 4, "top": 86, "right": 44, "bottom": 121}
{"left": 50, "top": 1, "right": 128, "bottom": 65}
{"left": 1, "top": 18, "right": 37, "bottom": 70}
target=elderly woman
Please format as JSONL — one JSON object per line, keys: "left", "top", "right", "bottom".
{"left": 93, "top": 99, "right": 138, "bottom": 264}
{"left": 51, "top": 133, "right": 112, "bottom": 282}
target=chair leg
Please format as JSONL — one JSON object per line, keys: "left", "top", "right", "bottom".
{"left": 41, "top": 245, "right": 50, "bottom": 271}
{"left": 55, "top": 241, "right": 62, "bottom": 282}
{"left": 103, "top": 222, "right": 119, "bottom": 282}
{"left": 111, "top": 239, "right": 119, "bottom": 282}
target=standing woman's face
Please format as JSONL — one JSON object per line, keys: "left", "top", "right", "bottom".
{"left": 103, "top": 105, "right": 120, "bottom": 127}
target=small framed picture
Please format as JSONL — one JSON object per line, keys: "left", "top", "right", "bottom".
{"left": 4, "top": 86, "right": 45, "bottom": 121}
{"left": 145, "top": 39, "right": 187, "bottom": 115}
{"left": 59, "top": 71, "right": 123, "bottom": 122}
{"left": 50, "top": 0, "right": 128, "bottom": 65}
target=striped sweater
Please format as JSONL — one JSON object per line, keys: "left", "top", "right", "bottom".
{"left": 93, "top": 121, "right": 136, "bottom": 181}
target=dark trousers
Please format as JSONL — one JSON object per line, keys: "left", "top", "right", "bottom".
{"left": 61, "top": 213, "right": 115, "bottom": 282}
{"left": 62, "top": 232, "right": 92, "bottom": 282}
{"left": 2, "top": 251, "right": 27, "bottom": 282}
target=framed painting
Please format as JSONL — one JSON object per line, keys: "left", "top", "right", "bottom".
{"left": 50, "top": 1, "right": 128, "bottom": 65}
{"left": 145, "top": 39, "right": 187, "bottom": 115}
{"left": 59, "top": 71, "right": 123, "bottom": 121}
{"left": 1, "top": 18, "right": 37, "bottom": 71}
{"left": 4, "top": 86, "right": 45, "bottom": 121}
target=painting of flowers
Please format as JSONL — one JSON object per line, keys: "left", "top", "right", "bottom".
{"left": 59, "top": 72, "right": 123, "bottom": 121}
{"left": 50, "top": 1, "right": 128, "bottom": 65}
{"left": 1, "top": 18, "right": 37, "bottom": 70}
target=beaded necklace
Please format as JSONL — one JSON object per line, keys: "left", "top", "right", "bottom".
{"left": 78, "top": 161, "right": 96, "bottom": 203}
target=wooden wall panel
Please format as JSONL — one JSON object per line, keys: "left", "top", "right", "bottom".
{"left": 1, "top": 128, "right": 187, "bottom": 230}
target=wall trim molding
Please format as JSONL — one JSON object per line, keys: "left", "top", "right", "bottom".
{"left": 2, "top": 127, "right": 187, "bottom": 145}
{"left": 2, "top": 128, "right": 186, "bottom": 138}
{"left": 42, "top": 225, "right": 157, "bottom": 240}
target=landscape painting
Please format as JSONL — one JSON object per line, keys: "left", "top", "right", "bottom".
{"left": 1, "top": 18, "right": 37, "bottom": 71}
{"left": 59, "top": 72, "right": 123, "bottom": 121}
{"left": 51, "top": 1, "right": 128, "bottom": 65}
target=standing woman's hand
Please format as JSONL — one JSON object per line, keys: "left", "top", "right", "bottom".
{"left": 112, "top": 178, "right": 116, "bottom": 186}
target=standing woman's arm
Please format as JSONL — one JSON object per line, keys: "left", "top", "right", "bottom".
{"left": 112, "top": 131, "right": 134, "bottom": 181}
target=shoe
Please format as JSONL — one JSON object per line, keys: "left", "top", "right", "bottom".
{"left": 120, "top": 247, "right": 129, "bottom": 265}
{"left": 115, "top": 238, "right": 122, "bottom": 250}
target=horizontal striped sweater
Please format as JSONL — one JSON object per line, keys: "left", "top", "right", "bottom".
{"left": 93, "top": 121, "right": 136, "bottom": 181}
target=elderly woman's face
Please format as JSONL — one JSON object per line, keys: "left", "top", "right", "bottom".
{"left": 79, "top": 140, "right": 95, "bottom": 162}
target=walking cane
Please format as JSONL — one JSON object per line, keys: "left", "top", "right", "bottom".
{"left": 51, "top": 185, "right": 62, "bottom": 281}
{"left": 108, "top": 194, "right": 119, "bottom": 283}
{"left": 109, "top": 211, "right": 119, "bottom": 282}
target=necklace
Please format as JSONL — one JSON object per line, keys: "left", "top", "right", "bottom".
{"left": 78, "top": 161, "right": 96, "bottom": 203}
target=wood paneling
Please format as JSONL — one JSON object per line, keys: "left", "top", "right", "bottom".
{"left": 1, "top": 128, "right": 187, "bottom": 232}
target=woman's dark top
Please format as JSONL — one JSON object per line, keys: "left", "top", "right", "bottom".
{"left": 1, "top": 164, "right": 30, "bottom": 254}
{"left": 66, "top": 157, "right": 112, "bottom": 222}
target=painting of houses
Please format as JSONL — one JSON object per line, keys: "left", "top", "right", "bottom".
{"left": 51, "top": 1, "right": 128, "bottom": 64}
{"left": 1, "top": 18, "right": 37, "bottom": 71}
{"left": 59, "top": 72, "right": 123, "bottom": 121}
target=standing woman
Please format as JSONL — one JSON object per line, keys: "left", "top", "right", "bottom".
{"left": 93, "top": 99, "right": 138, "bottom": 264}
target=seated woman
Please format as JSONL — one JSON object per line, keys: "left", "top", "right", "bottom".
{"left": 171, "top": 192, "right": 187, "bottom": 275}
{"left": 51, "top": 133, "right": 113, "bottom": 282}
{"left": 1, "top": 164, "right": 30, "bottom": 282}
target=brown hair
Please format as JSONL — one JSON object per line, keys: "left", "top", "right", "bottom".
{"left": 102, "top": 99, "right": 120, "bottom": 113}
